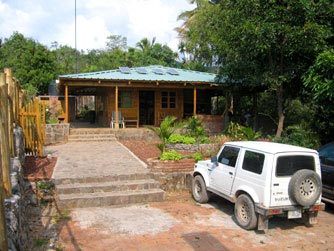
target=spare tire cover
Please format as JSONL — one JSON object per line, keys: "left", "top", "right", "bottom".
{"left": 288, "top": 169, "right": 322, "bottom": 207}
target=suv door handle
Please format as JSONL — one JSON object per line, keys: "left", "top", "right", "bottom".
{"left": 273, "top": 183, "right": 279, "bottom": 186}
{"left": 229, "top": 172, "right": 233, "bottom": 175}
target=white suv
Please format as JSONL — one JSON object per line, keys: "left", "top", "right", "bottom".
{"left": 192, "top": 141, "right": 325, "bottom": 231}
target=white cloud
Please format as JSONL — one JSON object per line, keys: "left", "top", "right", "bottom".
{"left": 0, "top": 0, "right": 193, "bottom": 51}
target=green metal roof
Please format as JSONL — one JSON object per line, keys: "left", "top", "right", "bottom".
{"left": 59, "top": 65, "right": 221, "bottom": 83}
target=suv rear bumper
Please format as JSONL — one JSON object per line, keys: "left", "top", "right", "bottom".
{"left": 255, "top": 203, "right": 325, "bottom": 231}
{"left": 255, "top": 202, "right": 325, "bottom": 217}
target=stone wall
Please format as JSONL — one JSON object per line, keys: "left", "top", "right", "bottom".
{"left": 166, "top": 143, "right": 220, "bottom": 156}
{"left": 147, "top": 158, "right": 194, "bottom": 191}
{"left": 5, "top": 157, "right": 30, "bottom": 251}
{"left": 115, "top": 128, "right": 159, "bottom": 141}
{"left": 45, "top": 123, "right": 70, "bottom": 145}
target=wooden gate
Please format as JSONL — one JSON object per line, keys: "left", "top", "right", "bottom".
{"left": 19, "top": 98, "right": 46, "bottom": 156}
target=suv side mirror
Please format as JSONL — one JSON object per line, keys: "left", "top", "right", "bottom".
{"left": 211, "top": 156, "right": 218, "bottom": 166}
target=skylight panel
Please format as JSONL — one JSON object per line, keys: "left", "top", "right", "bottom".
{"left": 119, "top": 67, "right": 131, "bottom": 74}
{"left": 167, "top": 68, "right": 179, "bottom": 75}
{"left": 153, "top": 68, "right": 164, "bottom": 75}
{"left": 136, "top": 68, "right": 148, "bottom": 74}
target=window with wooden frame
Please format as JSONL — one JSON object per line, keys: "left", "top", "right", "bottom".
{"left": 161, "top": 91, "right": 176, "bottom": 108}
{"left": 118, "top": 91, "right": 132, "bottom": 108}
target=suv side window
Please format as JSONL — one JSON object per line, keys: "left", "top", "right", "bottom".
{"left": 218, "top": 146, "right": 240, "bottom": 167}
{"left": 242, "top": 150, "right": 265, "bottom": 174}
{"left": 276, "top": 155, "right": 315, "bottom": 177}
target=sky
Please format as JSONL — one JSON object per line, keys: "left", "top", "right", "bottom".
{"left": 0, "top": 0, "right": 193, "bottom": 51}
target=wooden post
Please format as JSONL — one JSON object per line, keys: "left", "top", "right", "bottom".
{"left": 4, "top": 69, "right": 14, "bottom": 157}
{"left": 65, "top": 85, "right": 69, "bottom": 123}
{"left": 115, "top": 85, "right": 119, "bottom": 129}
{"left": 0, "top": 72, "right": 9, "bottom": 251}
{"left": 193, "top": 87, "right": 197, "bottom": 116}
{"left": 0, "top": 72, "right": 12, "bottom": 198}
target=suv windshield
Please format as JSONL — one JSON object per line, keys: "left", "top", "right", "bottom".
{"left": 276, "top": 155, "right": 315, "bottom": 177}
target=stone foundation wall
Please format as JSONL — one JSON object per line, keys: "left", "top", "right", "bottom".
{"left": 45, "top": 123, "right": 70, "bottom": 145}
{"left": 115, "top": 128, "right": 159, "bottom": 141}
{"left": 166, "top": 143, "right": 220, "bottom": 156}
{"left": 147, "top": 158, "right": 194, "bottom": 191}
{"left": 5, "top": 157, "right": 30, "bottom": 251}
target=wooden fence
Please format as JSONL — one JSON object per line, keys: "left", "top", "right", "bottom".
{"left": 0, "top": 68, "right": 46, "bottom": 250}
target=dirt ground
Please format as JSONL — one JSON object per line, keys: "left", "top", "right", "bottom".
{"left": 24, "top": 140, "right": 334, "bottom": 251}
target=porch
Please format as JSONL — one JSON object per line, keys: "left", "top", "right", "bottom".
{"left": 57, "top": 65, "right": 223, "bottom": 129}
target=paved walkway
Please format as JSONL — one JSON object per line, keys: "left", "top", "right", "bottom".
{"left": 46, "top": 141, "right": 148, "bottom": 180}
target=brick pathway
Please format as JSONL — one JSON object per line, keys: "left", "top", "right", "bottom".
{"left": 46, "top": 141, "right": 148, "bottom": 180}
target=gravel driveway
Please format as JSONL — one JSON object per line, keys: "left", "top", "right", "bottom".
{"left": 58, "top": 192, "right": 334, "bottom": 251}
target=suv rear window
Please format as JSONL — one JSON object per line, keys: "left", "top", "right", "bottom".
{"left": 276, "top": 155, "right": 315, "bottom": 177}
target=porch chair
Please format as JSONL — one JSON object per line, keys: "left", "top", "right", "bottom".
{"left": 110, "top": 111, "right": 125, "bottom": 128}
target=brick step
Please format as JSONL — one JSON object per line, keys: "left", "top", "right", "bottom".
{"left": 55, "top": 173, "right": 153, "bottom": 185}
{"left": 68, "top": 134, "right": 116, "bottom": 142}
{"left": 57, "top": 189, "right": 165, "bottom": 209}
{"left": 69, "top": 128, "right": 115, "bottom": 135}
{"left": 56, "top": 179, "right": 160, "bottom": 195}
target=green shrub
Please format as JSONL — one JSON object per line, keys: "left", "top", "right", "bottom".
{"left": 226, "top": 122, "right": 262, "bottom": 141}
{"left": 186, "top": 116, "right": 206, "bottom": 138}
{"left": 160, "top": 150, "right": 183, "bottom": 161}
{"left": 168, "top": 134, "right": 196, "bottom": 144}
{"left": 193, "top": 152, "right": 203, "bottom": 162}
{"left": 272, "top": 123, "right": 320, "bottom": 149}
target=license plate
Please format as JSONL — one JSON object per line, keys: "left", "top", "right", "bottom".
{"left": 288, "top": 209, "right": 302, "bottom": 219}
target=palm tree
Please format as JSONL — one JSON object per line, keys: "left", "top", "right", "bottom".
{"left": 135, "top": 37, "right": 156, "bottom": 53}
{"left": 147, "top": 116, "right": 179, "bottom": 154}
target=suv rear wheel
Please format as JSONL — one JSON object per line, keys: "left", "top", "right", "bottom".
{"left": 288, "top": 169, "right": 322, "bottom": 206}
{"left": 192, "top": 175, "right": 210, "bottom": 203}
{"left": 235, "top": 194, "right": 258, "bottom": 230}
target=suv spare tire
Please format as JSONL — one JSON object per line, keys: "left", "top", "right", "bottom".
{"left": 288, "top": 169, "right": 322, "bottom": 207}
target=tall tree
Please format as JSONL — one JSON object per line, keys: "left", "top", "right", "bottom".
{"left": 178, "top": 0, "right": 334, "bottom": 137}
{"left": 106, "top": 35, "right": 127, "bottom": 51}
{"left": 0, "top": 32, "right": 57, "bottom": 96}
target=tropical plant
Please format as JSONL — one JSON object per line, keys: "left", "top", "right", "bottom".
{"left": 147, "top": 116, "right": 180, "bottom": 153}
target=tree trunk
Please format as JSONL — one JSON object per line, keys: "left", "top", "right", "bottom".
{"left": 276, "top": 84, "right": 285, "bottom": 138}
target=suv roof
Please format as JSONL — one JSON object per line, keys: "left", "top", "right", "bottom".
{"left": 225, "top": 141, "right": 318, "bottom": 155}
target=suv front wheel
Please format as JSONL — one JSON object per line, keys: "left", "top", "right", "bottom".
{"left": 235, "top": 194, "right": 258, "bottom": 230}
{"left": 192, "top": 175, "right": 210, "bottom": 203}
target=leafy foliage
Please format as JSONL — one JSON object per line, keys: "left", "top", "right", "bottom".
{"left": 184, "top": 116, "right": 210, "bottom": 143}
{"left": 303, "top": 49, "right": 334, "bottom": 101}
{"left": 226, "top": 122, "right": 262, "bottom": 141}
{"left": 160, "top": 150, "right": 183, "bottom": 161}
{"left": 177, "top": 0, "right": 334, "bottom": 138}
{"left": 0, "top": 32, "right": 57, "bottom": 96}
{"left": 192, "top": 152, "right": 203, "bottom": 162}
{"left": 168, "top": 134, "right": 196, "bottom": 144}
{"left": 272, "top": 123, "right": 320, "bottom": 149}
